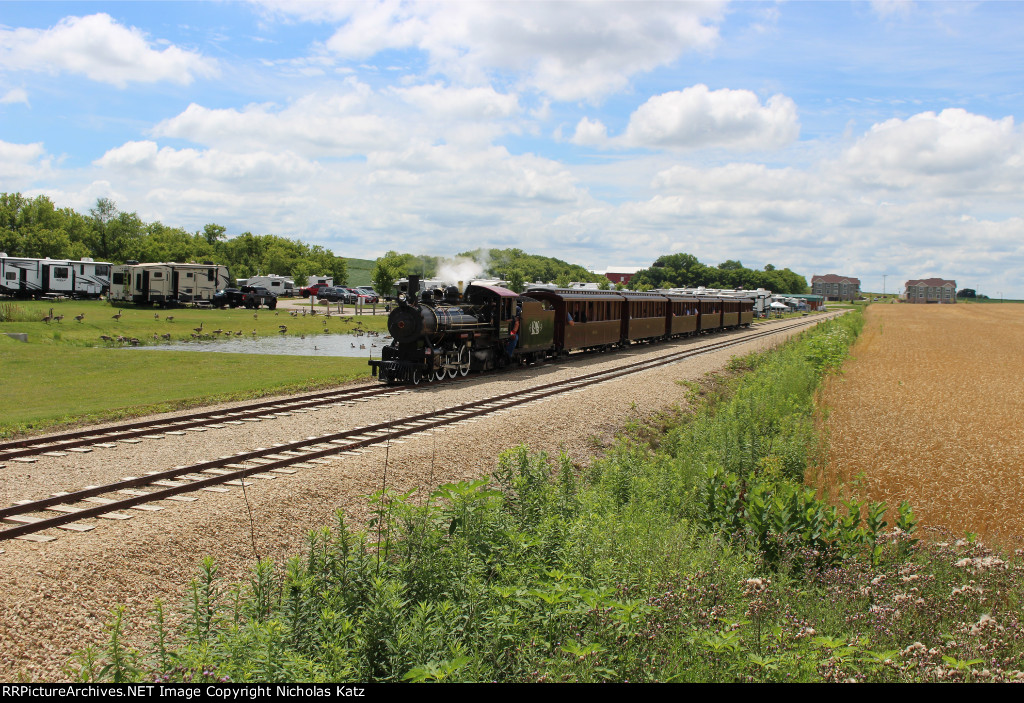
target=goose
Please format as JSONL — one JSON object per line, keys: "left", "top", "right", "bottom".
{"left": 193, "top": 322, "right": 204, "bottom": 334}
{"left": 42, "top": 308, "right": 54, "bottom": 324}
{"left": 161, "top": 333, "right": 171, "bottom": 341}
{"left": 112, "top": 311, "right": 123, "bottom": 321}
{"left": 54, "top": 314, "right": 64, "bottom": 323}
{"left": 165, "top": 316, "right": 174, "bottom": 322}
{"left": 154, "top": 313, "right": 160, "bottom": 320}
{"left": 75, "top": 313, "right": 85, "bottom": 323}
{"left": 278, "top": 326, "right": 287, "bottom": 334}
{"left": 99, "top": 335, "right": 113, "bottom": 342}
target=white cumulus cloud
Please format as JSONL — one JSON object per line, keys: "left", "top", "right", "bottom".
{"left": 0, "top": 13, "right": 217, "bottom": 87}
{"left": 95, "top": 141, "right": 319, "bottom": 187}
{"left": 620, "top": 85, "right": 800, "bottom": 151}
{"left": 1, "top": 88, "right": 29, "bottom": 105}
{"left": 0, "top": 140, "right": 51, "bottom": 188}
{"left": 151, "top": 85, "right": 400, "bottom": 157}
{"left": 571, "top": 117, "right": 609, "bottom": 146}
{"left": 311, "top": 0, "right": 725, "bottom": 102}
{"left": 841, "top": 108, "right": 1023, "bottom": 195}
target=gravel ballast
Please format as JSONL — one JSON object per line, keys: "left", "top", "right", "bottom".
{"left": 0, "top": 318, "right": 823, "bottom": 681}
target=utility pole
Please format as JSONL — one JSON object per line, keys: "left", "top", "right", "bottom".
{"left": 883, "top": 274, "right": 887, "bottom": 297}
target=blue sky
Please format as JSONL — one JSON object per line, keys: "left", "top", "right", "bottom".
{"left": 2, "top": 1, "right": 1023, "bottom": 296}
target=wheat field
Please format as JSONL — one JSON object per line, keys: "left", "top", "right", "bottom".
{"left": 816, "top": 303, "right": 1024, "bottom": 545}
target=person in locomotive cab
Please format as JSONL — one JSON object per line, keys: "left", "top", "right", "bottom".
{"left": 506, "top": 305, "right": 522, "bottom": 356}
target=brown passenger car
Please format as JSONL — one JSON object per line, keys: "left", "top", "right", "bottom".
{"left": 526, "top": 289, "right": 624, "bottom": 351}
{"left": 665, "top": 294, "right": 701, "bottom": 336}
{"left": 620, "top": 291, "right": 670, "bottom": 343}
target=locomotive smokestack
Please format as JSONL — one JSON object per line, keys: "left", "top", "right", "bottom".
{"left": 408, "top": 275, "right": 420, "bottom": 302}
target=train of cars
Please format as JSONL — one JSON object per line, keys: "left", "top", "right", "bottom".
{"left": 369, "top": 276, "right": 754, "bottom": 384}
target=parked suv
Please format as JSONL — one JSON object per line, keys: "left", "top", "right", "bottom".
{"left": 241, "top": 285, "right": 277, "bottom": 309}
{"left": 317, "top": 286, "right": 357, "bottom": 303}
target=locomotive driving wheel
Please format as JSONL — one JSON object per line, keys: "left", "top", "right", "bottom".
{"left": 411, "top": 369, "right": 422, "bottom": 385}
{"left": 458, "top": 344, "right": 471, "bottom": 377}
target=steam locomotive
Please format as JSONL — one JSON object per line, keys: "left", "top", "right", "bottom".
{"left": 369, "top": 275, "right": 754, "bottom": 385}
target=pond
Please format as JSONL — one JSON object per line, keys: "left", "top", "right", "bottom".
{"left": 124, "top": 333, "right": 388, "bottom": 358}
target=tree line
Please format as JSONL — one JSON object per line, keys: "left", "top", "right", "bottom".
{"left": 372, "top": 248, "right": 808, "bottom": 296}
{"left": 371, "top": 247, "right": 606, "bottom": 295}
{"left": 630, "top": 253, "right": 808, "bottom": 293}
{"left": 0, "top": 192, "right": 348, "bottom": 286}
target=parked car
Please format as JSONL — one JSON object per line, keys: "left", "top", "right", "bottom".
{"left": 241, "top": 285, "right": 277, "bottom": 309}
{"left": 343, "top": 287, "right": 378, "bottom": 303}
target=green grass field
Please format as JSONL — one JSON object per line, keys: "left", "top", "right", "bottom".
{"left": 0, "top": 299, "right": 385, "bottom": 437}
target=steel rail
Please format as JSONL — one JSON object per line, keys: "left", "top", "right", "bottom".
{"left": 0, "top": 382, "right": 400, "bottom": 460}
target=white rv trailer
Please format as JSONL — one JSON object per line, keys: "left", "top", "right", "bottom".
{"left": 109, "top": 262, "right": 231, "bottom": 307}
{"left": 239, "top": 274, "right": 293, "bottom": 296}
{"left": 0, "top": 254, "right": 112, "bottom": 298}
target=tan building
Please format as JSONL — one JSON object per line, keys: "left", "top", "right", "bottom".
{"left": 905, "top": 278, "right": 956, "bottom": 303}
{"left": 811, "top": 274, "right": 860, "bottom": 301}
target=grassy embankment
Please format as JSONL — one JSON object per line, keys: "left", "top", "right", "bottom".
{"left": 0, "top": 299, "right": 385, "bottom": 437}
{"left": 67, "top": 310, "right": 1024, "bottom": 683}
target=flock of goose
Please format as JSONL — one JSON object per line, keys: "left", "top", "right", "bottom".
{"left": 82, "top": 309, "right": 391, "bottom": 349}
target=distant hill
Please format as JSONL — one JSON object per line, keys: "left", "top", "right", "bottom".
{"left": 345, "top": 257, "right": 376, "bottom": 287}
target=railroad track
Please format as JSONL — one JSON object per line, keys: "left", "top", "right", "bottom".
{"left": 0, "top": 314, "right": 831, "bottom": 542}
{"left": 0, "top": 382, "right": 410, "bottom": 462}
{"left": 0, "top": 315, "right": 822, "bottom": 462}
